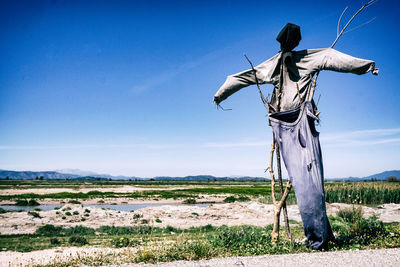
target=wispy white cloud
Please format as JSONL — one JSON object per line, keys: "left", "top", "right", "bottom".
{"left": 1, "top": 128, "right": 399, "bottom": 151}
{"left": 321, "top": 128, "right": 400, "bottom": 147}
{"left": 131, "top": 46, "right": 234, "bottom": 93}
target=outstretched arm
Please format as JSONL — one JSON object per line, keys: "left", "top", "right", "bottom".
{"left": 213, "top": 53, "right": 280, "bottom": 105}
{"left": 214, "top": 68, "right": 258, "bottom": 105}
{"left": 318, "top": 47, "right": 378, "bottom": 75}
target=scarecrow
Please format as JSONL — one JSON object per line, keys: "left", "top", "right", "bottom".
{"left": 213, "top": 19, "right": 378, "bottom": 249}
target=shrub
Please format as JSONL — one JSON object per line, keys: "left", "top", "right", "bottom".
{"left": 63, "top": 225, "right": 95, "bottom": 236}
{"left": 36, "top": 224, "right": 63, "bottom": 236}
{"left": 133, "top": 213, "right": 142, "bottom": 219}
{"left": 387, "top": 176, "right": 398, "bottom": 182}
{"left": 192, "top": 212, "right": 199, "bottom": 216}
{"left": 183, "top": 198, "right": 197, "bottom": 204}
{"left": 68, "top": 236, "right": 88, "bottom": 246}
{"left": 165, "top": 225, "right": 182, "bottom": 234}
{"left": 62, "top": 216, "right": 66, "bottom": 219}
{"left": 81, "top": 218, "right": 86, "bottom": 221}
{"left": 84, "top": 213, "right": 89, "bottom": 217}
{"left": 73, "top": 211, "right": 79, "bottom": 215}
{"left": 65, "top": 212, "right": 72, "bottom": 216}
{"left": 237, "top": 195, "right": 251, "bottom": 202}
{"left": 16, "top": 199, "right": 40, "bottom": 206}
{"left": 112, "top": 237, "right": 130, "bottom": 248}
{"left": 155, "top": 218, "right": 162, "bottom": 223}
{"left": 50, "top": 238, "right": 61, "bottom": 245}
{"left": 97, "top": 225, "right": 154, "bottom": 235}
{"left": 335, "top": 215, "right": 388, "bottom": 246}
{"left": 223, "top": 196, "right": 236, "bottom": 203}
{"left": 28, "top": 211, "right": 41, "bottom": 218}
{"left": 84, "top": 209, "right": 90, "bottom": 213}
{"left": 0, "top": 208, "right": 6, "bottom": 214}
{"left": 69, "top": 200, "right": 81, "bottom": 204}
{"left": 337, "top": 206, "right": 363, "bottom": 223}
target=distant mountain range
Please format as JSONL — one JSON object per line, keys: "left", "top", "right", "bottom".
{"left": 0, "top": 169, "right": 398, "bottom": 181}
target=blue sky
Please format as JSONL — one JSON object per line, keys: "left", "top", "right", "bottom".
{"left": 0, "top": 0, "right": 399, "bottom": 178}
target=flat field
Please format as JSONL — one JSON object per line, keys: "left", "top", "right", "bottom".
{"left": 0, "top": 180, "right": 399, "bottom": 266}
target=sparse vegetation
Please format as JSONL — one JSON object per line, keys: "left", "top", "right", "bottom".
{"left": 68, "top": 236, "right": 88, "bottom": 246}
{"left": 183, "top": 198, "right": 197, "bottom": 204}
{"left": 27, "top": 211, "right": 41, "bottom": 218}
{"left": 15, "top": 199, "right": 40, "bottom": 206}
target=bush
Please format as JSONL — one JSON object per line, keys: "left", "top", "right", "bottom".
{"left": 50, "top": 238, "right": 61, "bottom": 245}
{"left": 97, "top": 225, "right": 154, "bottom": 235}
{"left": 223, "top": 196, "right": 236, "bottom": 203}
{"left": 68, "top": 200, "right": 81, "bottom": 204}
{"left": 0, "top": 208, "right": 6, "bottom": 214}
{"left": 387, "top": 176, "right": 398, "bottom": 182}
{"left": 155, "top": 218, "right": 162, "bottom": 223}
{"left": 28, "top": 211, "right": 41, "bottom": 218}
{"left": 237, "top": 195, "right": 251, "bottom": 202}
{"left": 73, "top": 211, "right": 79, "bottom": 215}
{"left": 84, "top": 209, "right": 90, "bottom": 213}
{"left": 183, "top": 198, "right": 197, "bottom": 204}
{"left": 16, "top": 199, "right": 40, "bottom": 206}
{"left": 112, "top": 237, "right": 130, "bottom": 248}
{"left": 68, "top": 236, "right": 88, "bottom": 246}
{"left": 337, "top": 206, "right": 363, "bottom": 223}
{"left": 133, "top": 213, "right": 142, "bottom": 219}
{"left": 63, "top": 225, "right": 95, "bottom": 236}
{"left": 65, "top": 212, "right": 72, "bottom": 216}
{"left": 165, "top": 225, "right": 182, "bottom": 234}
{"left": 36, "top": 224, "right": 63, "bottom": 236}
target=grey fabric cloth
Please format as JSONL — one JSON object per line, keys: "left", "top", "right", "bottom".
{"left": 214, "top": 48, "right": 376, "bottom": 111}
{"left": 269, "top": 101, "right": 334, "bottom": 249}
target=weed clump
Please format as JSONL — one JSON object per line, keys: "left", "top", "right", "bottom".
{"left": 16, "top": 199, "right": 40, "bottom": 206}
{"left": 28, "top": 211, "right": 41, "bottom": 218}
{"left": 50, "top": 238, "right": 61, "bottom": 245}
{"left": 223, "top": 196, "right": 236, "bottom": 203}
{"left": 36, "top": 224, "right": 63, "bottom": 236}
{"left": 112, "top": 237, "right": 130, "bottom": 248}
{"left": 337, "top": 206, "right": 363, "bottom": 223}
{"left": 68, "top": 236, "right": 88, "bottom": 246}
{"left": 183, "top": 198, "right": 197, "bottom": 204}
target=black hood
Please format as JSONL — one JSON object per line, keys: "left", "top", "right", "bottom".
{"left": 276, "top": 23, "right": 301, "bottom": 52}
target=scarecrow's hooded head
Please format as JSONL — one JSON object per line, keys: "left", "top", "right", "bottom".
{"left": 276, "top": 23, "right": 301, "bottom": 52}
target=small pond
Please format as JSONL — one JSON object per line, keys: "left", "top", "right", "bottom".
{"left": 0, "top": 203, "right": 210, "bottom": 212}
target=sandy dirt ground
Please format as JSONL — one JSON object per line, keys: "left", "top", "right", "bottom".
{"left": 1, "top": 202, "right": 400, "bottom": 235}
{"left": 1, "top": 202, "right": 399, "bottom": 266}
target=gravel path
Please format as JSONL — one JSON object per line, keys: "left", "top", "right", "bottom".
{"left": 131, "top": 248, "right": 400, "bottom": 267}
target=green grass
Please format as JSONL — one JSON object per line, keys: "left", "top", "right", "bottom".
{"left": 0, "top": 181, "right": 399, "bottom": 206}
